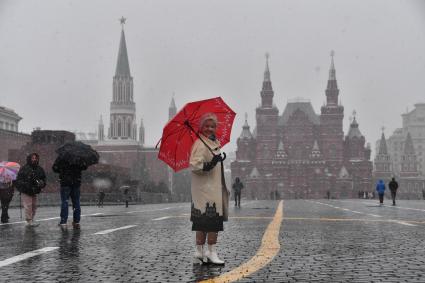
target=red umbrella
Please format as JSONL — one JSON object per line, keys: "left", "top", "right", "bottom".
{"left": 157, "top": 97, "right": 236, "bottom": 172}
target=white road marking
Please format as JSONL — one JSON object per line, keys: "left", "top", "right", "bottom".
{"left": 310, "top": 201, "right": 420, "bottom": 226}
{"left": 310, "top": 201, "right": 382, "bottom": 218}
{"left": 152, "top": 216, "right": 173, "bottom": 221}
{"left": 0, "top": 247, "right": 59, "bottom": 268}
{"left": 94, "top": 225, "right": 137, "bottom": 235}
{"left": 126, "top": 207, "right": 174, "bottom": 214}
{"left": 0, "top": 212, "right": 104, "bottom": 226}
{"left": 0, "top": 220, "right": 26, "bottom": 226}
{"left": 391, "top": 220, "right": 418, "bottom": 227}
{"left": 361, "top": 201, "right": 425, "bottom": 213}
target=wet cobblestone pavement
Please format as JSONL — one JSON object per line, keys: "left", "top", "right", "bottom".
{"left": 0, "top": 199, "right": 424, "bottom": 282}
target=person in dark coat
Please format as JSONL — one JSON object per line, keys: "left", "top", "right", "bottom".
{"left": 52, "top": 157, "right": 87, "bottom": 229}
{"left": 388, "top": 177, "right": 399, "bottom": 206}
{"left": 123, "top": 189, "right": 130, "bottom": 208}
{"left": 376, "top": 179, "right": 386, "bottom": 205}
{"left": 232, "top": 177, "right": 243, "bottom": 207}
{"left": 98, "top": 191, "right": 105, "bottom": 207}
{"left": 15, "top": 153, "right": 46, "bottom": 226}
{"left": 0, "top": 176, "right": 14, "bottom": 223}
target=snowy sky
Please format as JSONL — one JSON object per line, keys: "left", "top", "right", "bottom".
{"left": 0, "top": 0, "right": 424, "bottom": 153}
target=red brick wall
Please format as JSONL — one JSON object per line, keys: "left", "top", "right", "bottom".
{"left": 0, "top": 129, "right": 31, "bottom": 161}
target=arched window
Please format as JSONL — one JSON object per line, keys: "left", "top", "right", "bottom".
{"left": 329, "top": 144, "right": 337, "bottom": 158}
{"left": 127, "top": 119, "right": 131, "bottom": 138}
{"left": 118, "top": 118, "right": 122, "bottom": 137}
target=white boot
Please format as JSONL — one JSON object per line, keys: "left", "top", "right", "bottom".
{"left": 206, "top": 244, "right": 225, "bottom": 265}
{"left": 194, "top": 245, "right": 205, "bottom": 264}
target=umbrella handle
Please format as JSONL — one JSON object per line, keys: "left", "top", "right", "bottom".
{"left": 220, "top": 152, "right": 226, "bottom": 162}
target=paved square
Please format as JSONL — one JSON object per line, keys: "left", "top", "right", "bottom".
{"left": 0, "top": 199, "right": 424, "bottom": 282}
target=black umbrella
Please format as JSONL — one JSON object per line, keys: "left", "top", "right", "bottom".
{"left": 56, "top": 141, "right": 99, "bottom": 166}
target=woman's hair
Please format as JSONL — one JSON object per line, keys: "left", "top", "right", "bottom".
{"left": 198, "top": 113, "right": 218, "bottom": 129}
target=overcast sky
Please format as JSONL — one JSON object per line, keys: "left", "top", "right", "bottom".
{"left": 0, "top": 0, "right": 424, "bottom": 153}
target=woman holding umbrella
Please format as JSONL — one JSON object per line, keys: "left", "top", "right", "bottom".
{"left": 190, "top": 113, "right": 227, "bottom": 265}
{"left": 0, "top": 161, "right": 20, "bottom": 223}
{"left": 0, "top": 175, "right": 14, "bottom": 223}
{"left": 158, "top": 97, "right": 235, "bottom": 266}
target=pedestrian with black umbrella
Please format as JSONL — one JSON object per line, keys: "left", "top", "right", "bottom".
{"left": 53, "top": 141, "right": 99, "bottom": 229}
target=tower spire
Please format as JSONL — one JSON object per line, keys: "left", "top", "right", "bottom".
{"left": 404, "top": 132, "right": 415, "bottom": 154}
{"left": 239, "top": 112, "right": 253, "bottom": 139}
{"left": 260, "top": 52, "right": 274, "bottom": 107}
{"left": 264, "top": 52, "right": 271, "bottom": 82}
{"left": 169, "top": 93, "right": 177, "bottom": 120}
{"left": 329, "top": 50, "right": 336, "bottom": 81}
{"left": 325, "top": 50, "right": 339, "bottom": 105}
{"left": 109, "top": 18, "right": 137, "bottom": 141}
{"left": 378, "top": 129, "right": 388, "bottom": 155}
{"left": 115, "top": 17, "right": 131, "bottom": 77}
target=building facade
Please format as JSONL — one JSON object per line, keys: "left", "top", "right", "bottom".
{"left": 373, "top": 131, "right": 425, "bottom": 199}
{"left": 377, "top": 103, "right": 425, "bottom": 176}
{"left": 231, "top": 53, "right": 373, "bottom": 199}
{"left": 0, "top": 105, "right": 21, "bottom": 132}
{"left": 0, "top": 105, "right": 31, "bottom": 160}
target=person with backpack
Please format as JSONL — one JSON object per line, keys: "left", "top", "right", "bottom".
{"left": 388, "top": 177, "right": 399, "bottom": 206}
{"left": 376, "top": 179, "right": 386, "bottom": 206}
{"left": 15, "top": 153, "right": 46, "bottom": 226}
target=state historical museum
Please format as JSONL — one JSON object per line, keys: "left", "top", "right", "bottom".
{"left": 231, "top": 54, "right": 373, "bottom": 199}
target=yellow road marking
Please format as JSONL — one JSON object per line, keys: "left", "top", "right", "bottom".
{"left": 283, "top": 217, "right": 423, "bottom": 225}
{"left": 175, "top": 215, "right": 274, "bottom": 220}
{"left": 171, "top": 215, "right": 423, "bottom": 224}
{"left": 199, "top": 200, "right": 284, "bottom": 283}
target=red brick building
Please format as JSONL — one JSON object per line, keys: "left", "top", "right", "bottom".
{"left": 231, "top": 53, "right": 373, "bottom": 199}
{"left": 8, "top": 130, "right": 131, "bottom": 204}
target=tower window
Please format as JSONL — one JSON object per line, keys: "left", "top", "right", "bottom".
{"left": 118, "top": 119, "right": 122, "bottom": 136}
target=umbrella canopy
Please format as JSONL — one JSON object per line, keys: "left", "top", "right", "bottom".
{"left": 158, "top": 97, "right": 236, "bottom": 172}
{"left": 56, "top": 141, "right": 99, "bottom": 166}
{"left": 0, "top": 161, "right": 20, "bottom": 183}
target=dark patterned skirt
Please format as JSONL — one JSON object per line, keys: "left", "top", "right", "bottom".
{"left": 191, "top": 202, "right": 224, "bottom": 232}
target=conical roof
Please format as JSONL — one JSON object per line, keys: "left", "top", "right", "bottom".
{"left": 326, "top": 50, "right": 338, "bottom": 90}
{"left": 249, "top": 167, "right": 260, "bottom": 178}
{"left": 347, "top": 117, "right": 363, "bottom": 139}
{"left": 169, "top": 96, "right": 176, "bottom": 109}
{"left": 404, "top": 132, "right": 415, "bottom": 154}
{"left": 310, "top": 140, "right": 322, "bottom": 159}
{"left": 264, "top": 53, "right": 271, "bottom": 82}
{"left": 338, "top": 166, "right": 350, "bottom": 179}
{"left": 378, "top": 132, "right": 388, "bottom": 155}
{"left": 239, "top": 114, "right": 253, "bottom": 139}
{"left": 274, "top": 140, "right": 287, "bottom": 159}
{"left": 115, "top": 29, "right": 131, "bottom": 77}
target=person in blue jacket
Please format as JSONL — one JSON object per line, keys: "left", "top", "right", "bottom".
{"left": 376, "top": 179, "right": 386, "bottom": 205}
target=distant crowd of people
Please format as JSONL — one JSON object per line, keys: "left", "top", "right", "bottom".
{"left": 358, "top": 191, "right": 376, "bottom": 199}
